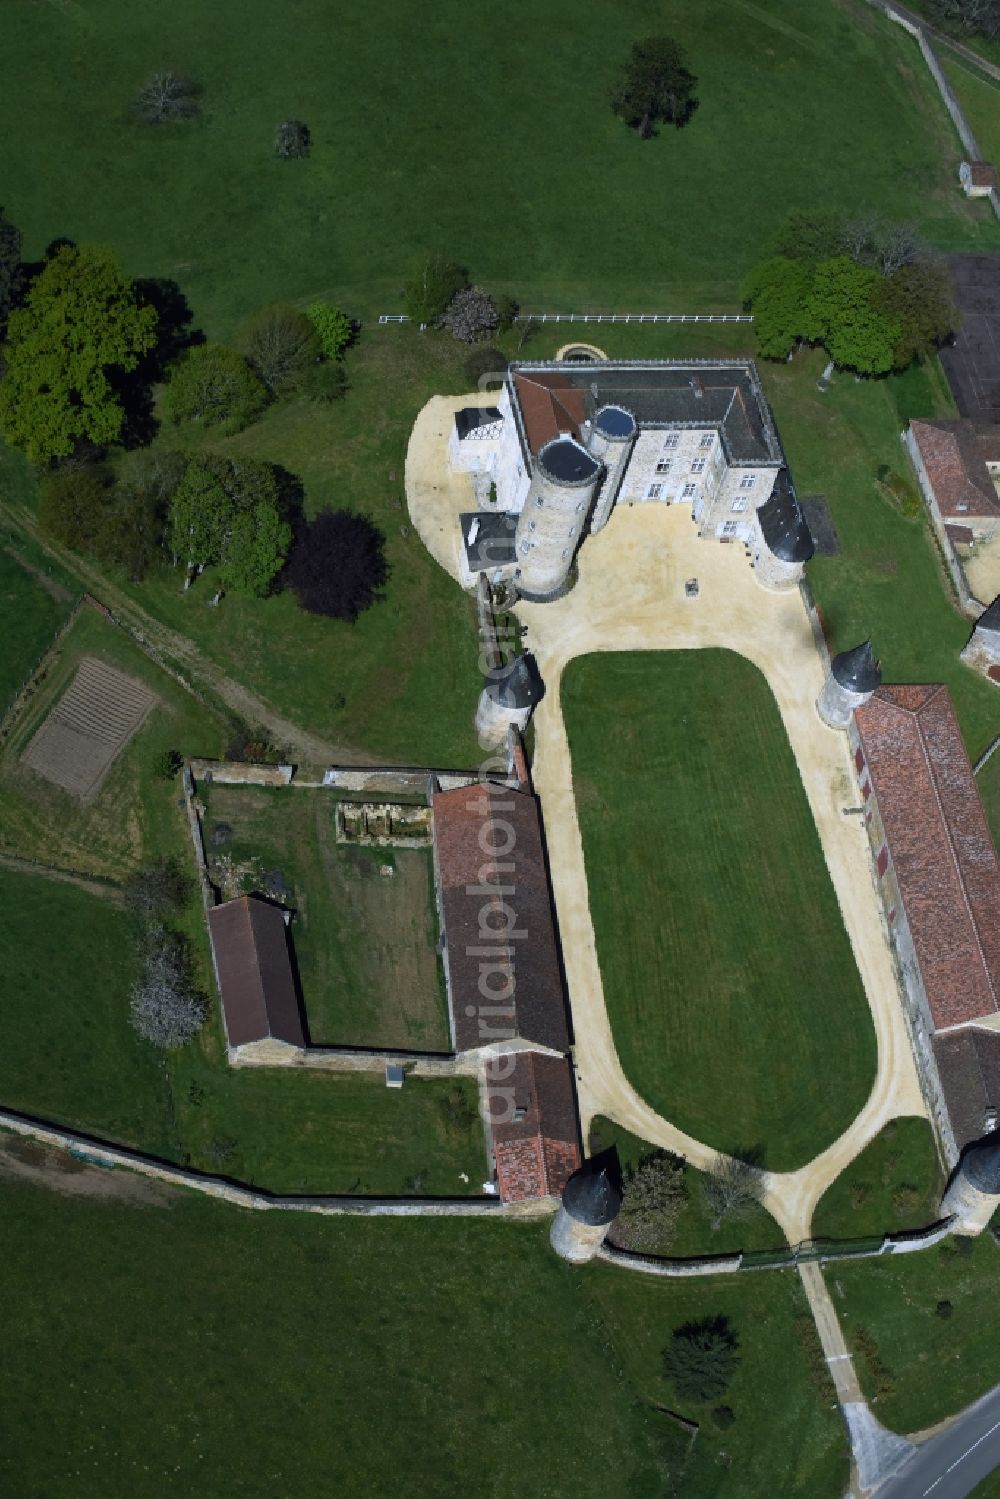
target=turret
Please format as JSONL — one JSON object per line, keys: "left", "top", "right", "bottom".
{"left": 476, "top": 653, "right": 544, "bottom": 749}
{"left": 940, "top": 1137, "right": 1000, "bottom": 1235}
{"left": 816, "top": 641, "right": 881, "bottom": 730}
{"left": 960, "top": 595, "right": 1000, "bottom": 680}
{"left": 752, "top": 472, "right": 814, "bottom": 591}
{"left": 585, "top": 405, "right": 637, "bottom": 533}
{"left": 550, "top": 1148, "right": 622, "bottom": 1263}
{"left": 514, "top": 436, "right": 603, "bottom": 600}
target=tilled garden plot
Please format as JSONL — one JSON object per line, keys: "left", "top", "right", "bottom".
{"left": 21, "top": 655, "right": 157, "bottom": 800}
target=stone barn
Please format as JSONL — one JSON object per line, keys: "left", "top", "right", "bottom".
{"left": 208, "top": 894, "right": 306, "bottom": 1061}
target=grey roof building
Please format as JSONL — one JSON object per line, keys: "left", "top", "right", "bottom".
{"left": 831, "top": 641, "right": 881, "bottom": 693}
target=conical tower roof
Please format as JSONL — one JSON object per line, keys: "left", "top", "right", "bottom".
{"left": 831, "top": 640, "right": 881, "bottom": 693}
{"left": 485, "top": 653, "right": 544, "bottom": 710}
{"left": 561, "top": 1148, "right": 623, "bottom": 1226}
{"left": 977, "top": 595, "right": 1000, "bottom": 636}
{"left": 963, "top": 1137, "right": 1000, "bottom": 1195}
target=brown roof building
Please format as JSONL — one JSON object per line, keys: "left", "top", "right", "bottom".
{"left": 488, "top": 1052, "right": 581, "bottom": 1202}
{"left": 512, "top": 372, "right": 587, "bottom": 454}
{"left": 208, "top": 894, "right": 306, "bottom": 1051}
{"left": 933, "top": 1028, "right": 1000, "bottom": 1151}
{"left": 908, "top": 420, "right": 1000, "bottom": 521}
{"left": 432, "top": 780, "right": 571, "bottom": 1055}
{"left": 852, "top": 685, "right": 1000, "bottom": 1032}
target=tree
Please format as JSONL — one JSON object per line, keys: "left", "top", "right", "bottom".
{"left": 0, "top": 245, "right": 157, "bottom": 463}
{"left": 610, "top": 37, "right": 698, "bottom": 138}
{"left": 662, "top": 1316, "right": 741, "bottom": 1403}
{"left": 282, "top": 509, "right": 388, "bottom": 621}
{"left": 495, "top": 294, "right": 519, "bottom": 333}
{"left": 163, "top": 343, "right": 269, "bottom": 432}
{"left": 274, "top": 120, "right": 310, "bottom": 158}
{"left": 169, "top": 461, "right": 232, "bottom": 583}
{"left": 239, "top": 305, "right": 319, "bottom": 393}
{"left": 0, "top": 205, "right": 23, "bottom": 327}
{"left": 613, "top": 1149, "right": 687, "bottom": 1253}
{"left": 742, "top": 257, "right": 816, "bottom": 360}
{"left": 440, "top": 285, "right": 501, "bottom": 343}
{"left": 134, "top": 72, "right": 200, "bottom": 124}
{"left": 875, "top": 259, "right": 957, "bottom": 370}
{"left": 305, "top": 302, "right": 353, "bottom": 360}
{"left": 404, "top": 254, "right": 468, "bottom": 325}
{"left": 38, "top": 464, "right": 111, "bottom": 551}
{"left": 124, "top": 857, "right": 191, "bottom": 918}
{"left": 929, "top": 0, "right": 1000, "bottom": 39}
{"left": 803, "top": 256, "right": 900, "bottom": 375}
{"left": 220, "top": 497, "right": 291, "bottom": 596}
{"left": 168, "top": 456, "right": 290, "bottom": 596}
{"left": 130, "top": 926, "right": 206, "bottom": 1047}
{"left": 701, "top": 1152, "right": 765, "bottom": 1230}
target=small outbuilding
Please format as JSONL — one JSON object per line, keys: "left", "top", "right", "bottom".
{"left": 208, "top": 894, "right": 305, "bottom": 1059}
{"left": 960, "top": 160, "right": 998, "bottom": 198}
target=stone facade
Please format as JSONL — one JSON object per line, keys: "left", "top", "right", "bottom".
{"left": 940, "top": 1140, "right": 1000, "bottom": 1234}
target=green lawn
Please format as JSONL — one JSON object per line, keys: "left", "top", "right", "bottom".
{"left": 828, "top": 1233, "right": 1000, "bottom": 1434}
{"left": 0, "top": 1177, "right": 848, "bottom": 1498}
{"left": 564, "top": 649, "right": 877, "bottom": 1171}
{"left": 0, "top": 546, "right": 75, "bottom": 715}
{"left": 942, "top": 50, "right": 1000, "bottom": 174}
{"left": 199, "top": 782, "right": 450, "bottom": 1050}
{"left": 0, "top": 0, "right": 995, "bottom": 337}
{"left": 589, "top": 1117, "right": 786, "bottom": 1256}
{"left": 811, "top": 1118, "right": 945, "bottom": 1242}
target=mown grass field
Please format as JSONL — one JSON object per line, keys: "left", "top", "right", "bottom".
{"left": 0, "top": 1179, "right": 848, "bottom": 1498}
{"left": 0, "top": 544, "right": 76, "bottom": 714}
{"left": 811, "top": 1118, "right": 944, "bottom": 1242}
{"left": 589, "top": 1117, "right": 786, "bottom": 1256}
{"left": 564, "top": 649, "right": 877, "bottom": 1171}
{"left": 829, "top": 1233, "right": 1000, "bottom": 1434}
{"left": 0, "top": 0, "right": 994, "bottom": 333}
{"left": 199, "top": 782, "right": 450, "bottom": 1050}
{"left": 941, "top": 50, "right": 1000, "bottom": 172}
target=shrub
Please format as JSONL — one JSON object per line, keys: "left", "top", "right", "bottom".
{"left": 134, "top": 72, "right": 199, "bottom": 125}
{"left": 305, "top": 302, "right": 353, "bottom": 360}
{"left": 154, "top": 748, "right": 184, "bottom": 781}
{"left": 240, "top": 305, "right": 320, "bottom": 393}
{"left": 440, "top": 285, "right": 500, "bottom": 343}
{"left": 614, "top": 1149, "right": 687, "bottom": 1253}
{"left": 854, "top": 1326, "right": 896, "bottom": 1401}
{"left": 281, "top": 509, "right": 389, "bottom": 622}
{"left": 892, "top": 1184, "right": 922, "bottom": 1219}
{"left": 662, "top": 1316, "right": 740, "bottom": 1403}
{"left": 710, "top": 1405, "right": 735, "bottom": 1430}
{"left": 495, "top": 294, "right": 519, "bottom": 333}
{"left": 936, "top": 1299, "right": 954, "bottom": 1319}
{"left": 38, "top": 465, "right": 111, "bottom": 552}
{"left": 850, "top": 1181, "right": 872, "bottom": 1210}
{"left": 274, "top": 120, "right": 310, "bottom": 158}
{"left": 124, "top": 857, "right": 191, "bottom": 918}
{"left": 163, "top": 344, "right": 269, "bottom": 432}
{"left": 702, "top": 1152, "right": 765, "bottom": 1229}
{"left": 129, "top": 926, "right": 206, "bottom": 1048}
{"left": 403, "top": 253, "right": 468, "bottom": 324}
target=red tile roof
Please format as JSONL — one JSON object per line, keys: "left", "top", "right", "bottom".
{"left": 432, "top": 781, "right": 571, "bottom": 1055}
{"left": 967, "top": 161, "right": 999, "bottom": 188}
{"left": 208, "top": 895, "right": 305, "bottom": 1048}
{"left": 855, "top": 685, "right": 1000, "bottom": 1030}
{"left": 489, "top": 1052, "right": 581, "bottom": 1202}
{"left": 513, "top": 372, "right": 587, "bottom": 454}
{"left": 910, "top": 420, "right": 1000, "bottom": 519}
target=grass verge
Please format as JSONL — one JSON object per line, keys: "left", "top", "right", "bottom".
{"left": 811, "top": 1118, "right": 945, "bottom": 1242}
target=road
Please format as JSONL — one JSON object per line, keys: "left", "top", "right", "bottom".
{"left": 878, "top": 1385, "right": 1000, "bottom": 1498}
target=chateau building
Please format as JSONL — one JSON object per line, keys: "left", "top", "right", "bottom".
{"left": 450, "top": 360, "right": 814, "bottom": 599}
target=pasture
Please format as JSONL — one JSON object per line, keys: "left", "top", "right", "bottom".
{"left": 564, "top": 649, "right": 877, "bottom": 1171}
{"left": 0, "top": 544, "right": 75, "bottom": 716}
{"left": 0, "top": 0, "right": 995, "bottom": 338}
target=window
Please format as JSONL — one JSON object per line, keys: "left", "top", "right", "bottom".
{"left": 519, "top": 540, "right": 530, "bottom": 556}
{"left": 535, "top": 496, "right": 544, "bottom": 507}
{"left": 528, "top": 520, "right": 536, "bottom": 532}
{"left": 854, "top": 747, "right": 865, "bottom": 773}
{"left": 739, "top": 474, "right": 756, "bottom": 491}
{"left": 731, "top": 495, "right": 748, "bottom": 513}
{"left": 699, "top": 433, "right": 714, "bottom": 449}
{"left": 655, "top": 459, "right": 673, "bottom": 475}
{"left": 722, "top": 520, "right": 739, "bottom": 537}
{"left": 862, "top": 778, "right": 871, "bottom": 801}
{"left": 646, "top": 483, "right": 663, "bottom": 500}
{"left": 682, "top": 482, "right": 696, "bottom": 498}
{"left": 876, "top": 845, "right": 889, "bottom": 878}
{"left": 690, "top": 459, "right": 706, "bottom": 475}
{"left": 663, "top": 434, "right": 679, "bottom": 450}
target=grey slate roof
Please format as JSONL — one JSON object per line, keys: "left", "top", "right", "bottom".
{"left": 537, "top": 436, "right": 601, "bottom": 487}
{"left": 963, "top": 1137, "right": 1000, "bottom": 1195}
{"left": 832, "top": 641, "right": 881, "bottom": 693}
{"left": 511, "top": 361, "right": 783, "bottom": 465}
{"left": 561, "top": 1148, "right": 623, "bottom": 1225}
{"left": 977, "top": 595, "right": 1000, "bottom": 635}
{"left": 484, "top": 652, "right": 544, "bottom": 710}
{"left": 934, "top": 1027, "right": 1000, "bottom": 1150}
{"left": 593, "top": 404, "right": 637, "bottom": 441}
{"left": 757, "top": 472, "right": 815, "bottom": 563}
{"left": 454, "top": 406, "right": 501, "bottom": 440}
{"left": 460, "top": 511, "right": 517, "bottom": 570}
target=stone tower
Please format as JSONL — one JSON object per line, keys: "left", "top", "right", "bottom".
{"left": 752, "top": 475, "right": 815, "bottom": 591}
{"left": 960, "top": 596, "right": 1000, "bottom": 680}
{"left": 550, "top": 1148, "right": 623, "bottom": 1263}
{"left": 514, "top": 436, "right": 603, "bottom": 600}
{"left": 476, "top": 652, "right": 544, "bottom": 748}
{"left": 816, "top": 641, "right": 881, "bottom": 730}
{"left": 940, "top": 1137, "right": 1000, "bottom": 1235}
{"left": 584, "top": 405, "right": 637, "bottom": 533}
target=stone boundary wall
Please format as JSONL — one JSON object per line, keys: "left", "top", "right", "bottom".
{"left": 476, "top": 573, "right": 502, "bottom": 673}
{"left": 232, "top": 1047, "right": 480, "bottom": 1077}
{"left": 599, "top": 1245, "right": 745, "bottom": 1277}
{"left": 321, "top": 766, "right": 519, "bottom": 794}
{"left": 798, "top": 576, "right": 832, "bottom": 672}
{"left": 0, "top": 1108, "right": 549, "bottom": 1218}
{"left": 189, "top": 758, "right": 294, "bottom": 786}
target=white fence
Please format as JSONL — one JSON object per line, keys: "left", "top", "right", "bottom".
{"left": 377, "top": 311, "right": 753, "bottom": 326}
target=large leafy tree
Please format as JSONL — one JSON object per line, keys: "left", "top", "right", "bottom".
{"left": 0, "top": 244, "right": 157, "bottom": 463}
{"left": 803, "top": 257, "right": 900, "bottom": 375}
{"left": 163, "top": 343, "right": 269, "bottom": 433}
{"left": 38, "top": 464, "right": 111, "bottom": 551}
{"left": 663, "top": 1317, "right": 741, "bottom": 1402}
{"left": 168, "top": 455, "right": 289, "bottom": 596}
{"left": 404, "top": 254, "right": 468, "bottom": 325}
{"left": 282, "top": 509, "right": 388, "bottom": 621}
{"left": 239, "top": 305, "right": 319, "bottom": 394}
{"left": 741, "top": 258, "right": 816, "bottom": 360}
{"left": 875, "top": 260, "right": 957, "bottom": 370}
{"left": 611, "top": 37, "right": 698, "bottom": 138}
{"left": 613, "top": 1150, "right": 687, "bottom": 1253}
